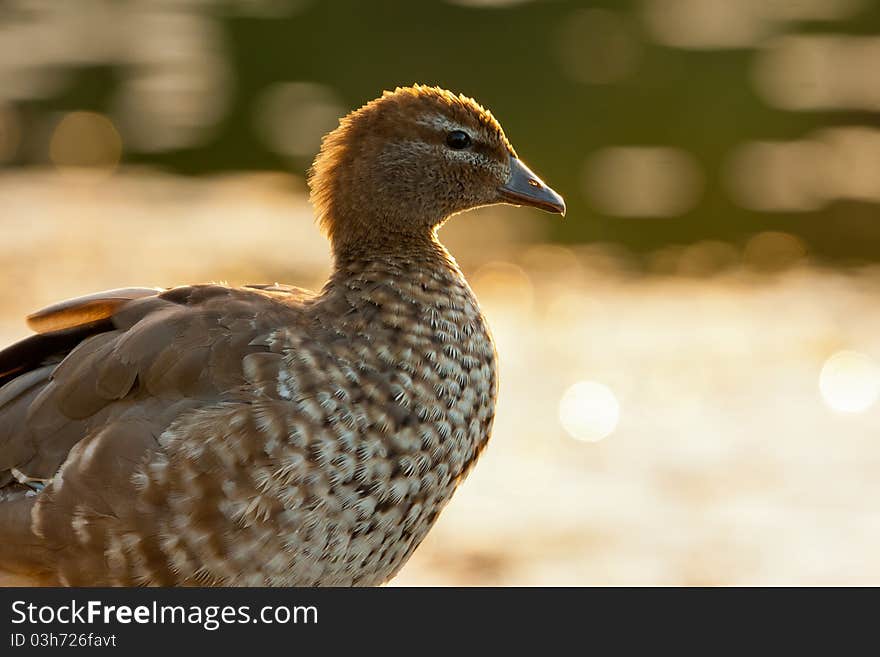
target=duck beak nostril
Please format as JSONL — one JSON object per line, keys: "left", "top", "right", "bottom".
{"left": 498, "top": 156, "right": 566, "bottom": 216}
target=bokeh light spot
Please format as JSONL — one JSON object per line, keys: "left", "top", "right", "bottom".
{"left": 743, "top": 231, "right": 807, "bottom": 272}
{"left": 725, "top": 140, "right": 831, "bottom": 212}
{"left": 583, "top": 147, "right": 703, "bottom": 218}
{"left": 753, "top": 34, "right": 880, "bottom": 112}
{"left": 49, "top": 111, "right": 122, "bottom": 172}
{"left": 642, "top": 0, "right": 767, "bottom": 50}
{"left": 558, "top": 381, "right": 620, "bottom": 442}
{"left": 254, "top": 82, "right": 346, "bottom": 160}
{"left": 818, "top": 126, "right": 880, "bottom": 203}
{"left": 819, "top": 351, "right": 880, "bottom": 413}
{"left": 676, "top": 240, "right": 740, "bottom": 277}
{"left": 112, "top": 10, "right": 231, "bottom": 153}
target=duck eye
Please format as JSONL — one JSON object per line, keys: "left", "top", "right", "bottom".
{"left": 446, "top": 130, "right": 472, "bottom": 150}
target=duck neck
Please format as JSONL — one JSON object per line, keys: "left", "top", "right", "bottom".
{"left": 323, "top": 223, "right": 468, "bottom": 302}
{"left": 327, "top": 209, "right": 454, "bottom": 266}
{"left": 317, "top": 227, "right": 483, "bottom": 349}
{"left": 335, "top": 231, "right": 459, "bottom": 275}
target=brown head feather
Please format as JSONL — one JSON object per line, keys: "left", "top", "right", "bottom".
{"left": 309, "top": 85, "right": 516, "bottom": 257}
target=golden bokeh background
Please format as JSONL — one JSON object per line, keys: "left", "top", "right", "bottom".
{"left": 2, "top": 0, "right": 880, "bottom": 585}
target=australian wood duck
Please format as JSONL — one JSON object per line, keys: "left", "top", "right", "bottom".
{"left": 0, "top": 85, "right": 564, "bottom": 586}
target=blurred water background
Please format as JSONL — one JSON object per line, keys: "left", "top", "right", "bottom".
{"left": 2, "top": 0, "right": 880, "bottom": 585}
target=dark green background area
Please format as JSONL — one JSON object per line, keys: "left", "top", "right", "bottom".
{"left": 12, "top": 0, "right": 880, "bottom": 263}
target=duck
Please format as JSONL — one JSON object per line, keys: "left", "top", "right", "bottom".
{"left": 0, "top": 85, "right": 565, "bottom": 586}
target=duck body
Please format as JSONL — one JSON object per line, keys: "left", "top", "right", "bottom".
{"left": 0, "top": 85, "right": 563, "bottom": 586}
{"left": 1, "top": 244, "right": 494, "bottom": 586}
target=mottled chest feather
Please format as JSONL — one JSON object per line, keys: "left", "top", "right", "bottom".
{"left": 118, "top": 252, "right": 497, "bottom": 586}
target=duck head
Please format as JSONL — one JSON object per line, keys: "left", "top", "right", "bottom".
{"left": 309, "top": 85, "right": 565, "bottom": 253}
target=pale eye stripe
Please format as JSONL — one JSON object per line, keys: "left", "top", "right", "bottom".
{"left": 444, "top": 149, "right": 494, "bottom": 167}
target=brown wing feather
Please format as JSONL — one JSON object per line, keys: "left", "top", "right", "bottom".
{"left": 0, "top": 283, "right": 310, "bottom": 579}
{"left": 27, "top": 287, "right": 164, "bottom": 334}
{"left": 0, "top": 321, "right": 113, "bottom": 388}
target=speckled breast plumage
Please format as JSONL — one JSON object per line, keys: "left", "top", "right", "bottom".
{"left": 89, "top": 249, "right": 496, "bottom": 586}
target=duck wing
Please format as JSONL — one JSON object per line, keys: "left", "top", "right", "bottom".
{"left": 0, "top": 283, "right": 310, "bottom": 485}
{"left": 0, "top": 284, "right": 310, "bottom": 582}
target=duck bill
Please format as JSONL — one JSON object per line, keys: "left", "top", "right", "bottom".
{"left": 497, "top": 156, "right": 566, "bottom": 215}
